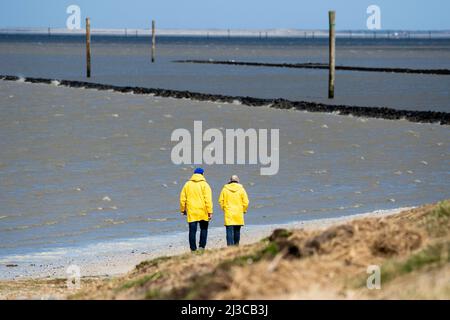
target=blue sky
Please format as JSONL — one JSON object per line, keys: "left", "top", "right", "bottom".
{"left": 0, "top": 0, "right": 449, "bottom": 30}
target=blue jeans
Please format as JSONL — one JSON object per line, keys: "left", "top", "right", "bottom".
{"left": 226, "top": 226, "right": 242, "bottom": 246}
{"left": 189, "top": 220, "right": 209, "bottom": 251}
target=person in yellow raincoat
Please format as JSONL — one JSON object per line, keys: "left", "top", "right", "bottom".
{"left": 218, "top": 175, "right": 249, "bottom": 246}
{"left": 179, "top": 168, "right": 213, "bottom": 251}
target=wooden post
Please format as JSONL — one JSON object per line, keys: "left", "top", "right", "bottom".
{"left": 151, "top": 20, "right": 156, "bottom": 63}
{"left": 328, "top": 11, "right": 335, "bottom": 99}
{"left": 86, "top": 18, "right": 91, "bottom": 78}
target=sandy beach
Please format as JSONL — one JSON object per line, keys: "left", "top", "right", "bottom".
{"left": 0, "top": 207, "right": 410, "bottom": 286}
{"left": 0, "top": 200, "right": 448, "bottom": 300}
{"left": 0, "top": 207, "right": 411, "bottom": 281}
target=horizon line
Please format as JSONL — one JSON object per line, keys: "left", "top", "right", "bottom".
{"left": 1, "top": 27, "right": 450, "bottom": 32}
{"left": 1, "top": 28, "right": 450, "bottom": 39}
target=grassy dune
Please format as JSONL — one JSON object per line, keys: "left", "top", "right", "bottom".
{"left": 1, "top": 200, "right": 449, "bottom": 300}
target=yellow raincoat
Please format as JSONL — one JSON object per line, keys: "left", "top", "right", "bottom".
{"left": 180, "top": 174, "right": 213, "bottom": 223}
{"left": 218, "top": 183, "right": 249, "bottom": 226}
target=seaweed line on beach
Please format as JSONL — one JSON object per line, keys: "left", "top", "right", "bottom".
{"left": 174, "top": 59, "right": 450, "bottom": 76}
{"left": 1, "top": 75, "right": 449, "bottom": 125}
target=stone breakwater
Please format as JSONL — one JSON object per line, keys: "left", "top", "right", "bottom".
{"left": 174, "top": 59, "right": 450, "bottom": 76}
{"left": 1, "top": 75, "right": 449, "bottom": 125}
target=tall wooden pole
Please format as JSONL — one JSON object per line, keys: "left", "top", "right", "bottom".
{"left": 151, "top": 20, "right": 156, "bottom": 63}
{"left": 86, "top": 18, "right": 91, "bottom": 78}
{"left": 328, "top": 11, "right": 335, "bottom": 99}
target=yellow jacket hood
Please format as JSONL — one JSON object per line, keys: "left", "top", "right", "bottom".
{"left": 190, "top": 173, "right": 206, "bottom": 182}
{"left": 223, "top": 182, "right": 244, "bottom": 192}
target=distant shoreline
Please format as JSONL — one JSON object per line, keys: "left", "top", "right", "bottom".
{"left": 1, "top": 28, "right": 450, "bottom": 39}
